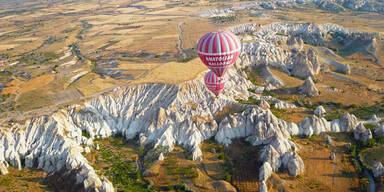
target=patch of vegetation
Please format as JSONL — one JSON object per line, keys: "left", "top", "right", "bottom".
{"left": 244, "top": 69, "right": 259, "bottom": 86}
{"left": 0, "top": 94, "right": 16, "bottom": 114}
{"left": 178, "top": 57, "right": 194, "bottom": 63}
{"left": 270, "top": 106, "right": 287, "bottom": 119}
{"left": 311, "top": 101, "right": 348, "bottom": 121}
{"left": 165, "top": 2, "right": 182, "bottom": 8}
{"left": 82, "top": 130, "right": 90, "bottom": 138}
{"left": 164, "top": 156, "right": 198, "bottom": 179}
{"left": 0, "top": 177, "right": 11, "bottom": 187}
{"left": 211, "top": 15, "right": 238, "bottom": 24}
{"left": 361, "top": 145, "right": 384, "bottom": 168}
{"left": 351, "top": 103, "right": 384, "bottom": 119}
{"left": 70, "top": 43, "right": 85, "bottom": 60}
{"left": 275, "top": 32, "right": 287, "bottom": 36}
{"left": 236, "top": 96, "right": 260, "bottom": 105}
{"left": 293, "top": 99, "right": 316, "bottom": 109}
{"left": 324, "top": 110, "right": 345, "bottom": 121}
{"left": 172, "top": 183, "right": 195, "bottom": 192}
{"left": 364, "top": 123, "right": 377, "bottom": 132}
{"left": 52, "top": 64, "right": 58, "bottom": 72}
{"left": 18, "top": 52, "right": 59, "bottom": 65}
{"left": 90, "top": 60, "right": 97, "bottom": 73}
{"left": 262, "top": 90, "right": 277, "bottom": 97}
{"left": 1, "top": 93, "right": 11, "bottom": 102}
{"left": 0, "top": 53, "right": 10, "bottom": 59}
{"left": 94, "top": 137, "right": 153, "bottom": 192}
{"left": 98, "top": 40, "right": 120, "bottom": 50}
{"left": 214, "top": 105, "right": 246, "bottom": 124}
{"left": 305, "top": 179, "right": 329, "bottom": 190}
{"left": 43, "top": 36, "right": 66, "bottom": 45}
{"left": 224, "top": 173, "right": 232, "bottom": 182}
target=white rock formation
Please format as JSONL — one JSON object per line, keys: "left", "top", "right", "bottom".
{"left": 339, "top": 113, "right": 359, "bottom": 132}
{"left": 315, "top": 0, "right": 345, "bottom": 12}
{"left": 158, "top": 153, "right": 164, "bottom": 161}
{"left": 298, "top": 113, "right": 359, "bottom": 137}
{"left": 373, "top": 162, "right": 384, "bottom": 177}
{"left": 101, "top": 177, "right": 114, "bottom": 192}
{"left": 314, "top": 105, "right": 326, "bottom": 116}
{"left": 260, "top": 65, "right": 284, "bottom": 90}
{"left": 259, "top": 181, "right": 268, "bottom": 192}
{"left": 375, "top": 125, "right": 384, "bottom": 136}
{"left": 0, "top": 115, "right": 114, "bottom": 192}
{"left": 0, "top": 68, "right": 257, "bottom": 191}
{"left": 291, "top": 49, "right": 320, "bottom": 79}
{"left": 259, "top": 162, "right": 273, "bottom": 181}
{"left": 281, "top": 152, "right": 305, "bottom": 176}
{"left": 199, "top": 8, "right": 234, "bottom": 18}
{"left": 229, "top": 23, "right": 260, "bottom": 34}
{"left": 298, "top": 77, "right": 319, "bottom": 97}
{"left": 354, "top": 123, "right": 372, "bottom": 142}
{"left": 330, "top": 152, "right": 336, "bottom": 160}
{"left": 371, "top": 114, "right": 378, "bottom": 121}
{"left": 0, "top": 161, "right": 8, "bottom": 175}
{"left": 259, "top": 99, "right": 270, "bottom": 108}
{"left": 274, "top": 100, "right": 297, "bottom": 109}
{"left": 342, "top": 64, "right": 351, "bottom": 75}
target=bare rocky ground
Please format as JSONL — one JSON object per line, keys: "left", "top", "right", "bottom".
{"left": 0, "top": 0, "right": 384, "bottom": 192}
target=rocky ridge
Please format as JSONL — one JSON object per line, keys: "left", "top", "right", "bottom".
{"left": 235, "top": 22, "right": 381, "bottom": 82}
{"left": 0, "top": 64, "right": 365, "bottom": 191}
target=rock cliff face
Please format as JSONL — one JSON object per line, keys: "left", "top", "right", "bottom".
{"left": 282, "top": 152, "right": 305, "bottom": 176}
{"left": 0, "top": 69, "right": 256, "bottom": 191}
{"left": 290, "top": 48, "right": 320, "bottom": 79}
{"left": 0, "top": 114, "right": 113, "bottom": 192}
{"left": 0, "top": 65, "right": 366, "bottom": 191}
{"left": 260, "top": 65, "right": 284, "bottom": 90}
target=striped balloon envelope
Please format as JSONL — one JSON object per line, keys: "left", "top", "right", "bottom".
{"left": 197, "top": 30, "right": 241, "bottom": 77}
{"left": 204, "top": 71, "right": 226, "bottom": 97}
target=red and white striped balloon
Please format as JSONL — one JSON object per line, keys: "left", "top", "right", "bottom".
{"left": 197, "top": 30, "right": 241, "bottom": 77}
{"left": 204, "top": 71, "right": 226, "bottom": 97}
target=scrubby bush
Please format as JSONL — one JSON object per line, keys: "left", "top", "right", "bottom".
{"left": 224, "top": 174, "right": 232, "bottom": 182}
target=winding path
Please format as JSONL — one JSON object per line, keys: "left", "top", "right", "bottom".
{"left": 177, "top": 21, "right": 188, "bottom": 59}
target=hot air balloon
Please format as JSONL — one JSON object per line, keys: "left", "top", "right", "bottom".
{"left": 204, "top": 70, "right": 226, "bottom": 97}
{"left": 197, "top": 30, "right": 241, "bottom": 77}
